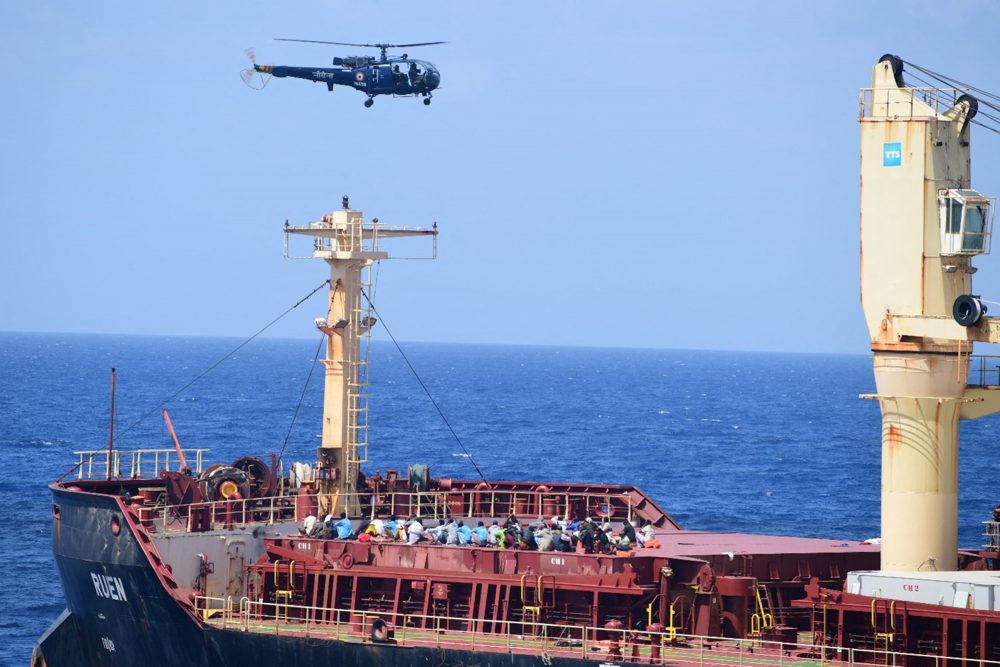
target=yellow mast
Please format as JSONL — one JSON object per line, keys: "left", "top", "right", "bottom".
{"left": 859, "top": 56, "right": 996, "bottom": 571}
{"left": 284, "top": 197, "right": 437, "bottom": 517}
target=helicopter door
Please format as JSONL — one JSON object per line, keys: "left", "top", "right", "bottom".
{"left": 374, "top": 65, "right": 391, "bottom": 90}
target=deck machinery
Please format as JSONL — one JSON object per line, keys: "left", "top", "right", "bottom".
{"left": 30, "top": 56, "right": 1000, "bottom": 667}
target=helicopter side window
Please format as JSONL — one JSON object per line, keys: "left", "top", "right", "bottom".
{"left": 408, "top": 64, "right": 423, "bottom": 85}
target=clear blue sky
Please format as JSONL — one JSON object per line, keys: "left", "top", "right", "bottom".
{"left": 2, "top": 1, "right": 999, "bottom": 354}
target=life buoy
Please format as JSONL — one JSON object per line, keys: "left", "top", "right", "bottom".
{"left": 338, "top": 553, "right": 354, "bottom": 570}
{"left": 370, "top": 617, "right": 390, "bottom": 642}
{"left": 590, "top": 499, "right": 615, "bottom": 519}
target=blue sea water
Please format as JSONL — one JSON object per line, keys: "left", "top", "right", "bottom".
{"left": 3, "top": 331, "right": 1000, "bottom": 665}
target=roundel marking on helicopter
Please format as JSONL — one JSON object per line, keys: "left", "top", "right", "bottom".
{"left": 355, "top": 71, "right": 365, "bottom": 82}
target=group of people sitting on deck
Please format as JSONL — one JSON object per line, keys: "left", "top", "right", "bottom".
{"left": 301, "top": 512, "right": 660, "bottom": 554}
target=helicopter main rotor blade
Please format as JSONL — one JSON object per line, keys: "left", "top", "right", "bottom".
{"left": 389, "top": 41, "right": 447, "bottom": 48}
{"left": 275, "top": 38, "right": 379, "bottom": 48}
{"left": 274, "top": 38, "right": 446, "bottom": 49}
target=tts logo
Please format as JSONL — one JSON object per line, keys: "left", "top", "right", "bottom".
{"left": 883, "top": 142, "right": 902, "bottom": 167}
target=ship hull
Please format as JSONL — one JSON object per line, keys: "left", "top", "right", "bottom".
{"left": 37, "top": 613, "right": 605, "bottom": 667}
{"left": 38, "top": 487, "right": 609, "bottom": 666}
{"left": 44, "top": 486, "right": 211, "bottom": 666}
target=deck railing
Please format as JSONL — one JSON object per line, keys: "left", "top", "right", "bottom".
{"left": 193, "top": 595, "right": 1000, "bottom": 667}
{"left": 859, "top": 86, "right": 965, "bottom": 120}
{"left": 146, "top": 486, "right": 647, "bottom": 534}
{"left": 144, "top": 493, "right": 297, "bottom": 532}
{"left": 73, "top": 448, "right": 209, "bottom": 481}
{"left": 969, "top": 356, "right": 1000, "bottom": 388}
{"left": 983, "top": 520, "right": 1000, "bottom": 551}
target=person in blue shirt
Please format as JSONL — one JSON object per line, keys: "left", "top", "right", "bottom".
{"left": 334, "top": 511, "right": 354, "bottom": 539}
{"left": 385, "top": 515, "right": 399, "bottom": 539}
{"left": 457, "top": 520, "right": 472, "bottom": 545}
{"left": 472, "top": 521, "right": 488, "bottom": 546}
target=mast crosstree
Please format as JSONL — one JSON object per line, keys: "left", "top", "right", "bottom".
{"left": 284, "top": 198, "right": 437, "bottom": 516}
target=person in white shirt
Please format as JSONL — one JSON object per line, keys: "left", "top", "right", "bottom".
{"left": 407, "top": 518, "right": 426, "bottom": 544}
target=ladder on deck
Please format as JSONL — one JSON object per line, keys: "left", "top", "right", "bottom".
{"left": 347, "top": 266, "right": 374, "bottom": 467}
{"left": 810, "top": 603, "right": 829, "bottom": 661}
{"left": 750, "top": 584, "right": 775, "bottom": 636}
{"left": 871, "top": 599, "right": 901, "bottom": 666}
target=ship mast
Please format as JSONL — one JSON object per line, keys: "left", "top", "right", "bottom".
{"left": 860, "top": 56, "right": 997, "bottom": 571}
{"left": 285, "top": 197, "right": 437, "bottom": 517}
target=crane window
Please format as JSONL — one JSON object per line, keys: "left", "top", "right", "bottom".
{"left": 939, "top": 189, "right": 994, "bottom": 256}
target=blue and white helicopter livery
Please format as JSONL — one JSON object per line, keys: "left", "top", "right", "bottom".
{"left": 242, "top": 39, "right": 444, "bottom": 107}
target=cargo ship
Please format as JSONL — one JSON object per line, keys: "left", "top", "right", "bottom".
{"left": 31, "top": 55, "right": 1000, "bottom": 666}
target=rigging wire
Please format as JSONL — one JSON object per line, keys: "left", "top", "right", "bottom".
{"left": 277, "top": 333, "right": 326, "bottom": 466}
{"left": 900, "top": 61, "right": 1000, "bottom": 134}
{"left": 360, "top": 287, "right": 489, "bottom": 484}
{"left": 903, "top": 60, "right": 1000, "bottom": 106}
{"left": 902, "top": 60, "right": 1000, "bottom": 117}
{"left": 113, "top": 279, "right": 331, "bottom": 443}
{"left": 972, "top": 120, "right": 1000, "bottom": 136}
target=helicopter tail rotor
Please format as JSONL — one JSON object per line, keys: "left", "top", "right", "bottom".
{"left": 240, "top": 48, "right": 272, "bottom": 90}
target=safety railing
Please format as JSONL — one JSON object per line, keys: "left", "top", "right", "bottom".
{"left": 148, "top": 485, "right": 647, "bottom": 535}
{"left": 859, "top": 86, "right": 965, "bottom": 120}
{"left": 969, "top": 356, "right": 1000, "bottom": 388}
{"left": 983, "top": 520, "right": 1000, "bottom": 551}
{"left": 73, "top": 448, "right": 208, "bottom": 480}
{"left": 143, "top": 483, "right": 665, "bottom": 539}
{"left": 193, "top": 595, "right": 1000, "bottom": 667}
{"left": 143, "top": 492, "right": 296, "bottom": 532}
{"left": 355, "top": 487, "right": 640, "bottom": 525}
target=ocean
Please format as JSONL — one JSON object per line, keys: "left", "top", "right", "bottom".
{"left": 3, "top": 331, "right": 1000, "bottom": 665}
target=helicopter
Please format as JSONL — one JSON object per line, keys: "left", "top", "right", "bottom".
{"left": 241, "top": 39, "right": 444, "bottom": 107}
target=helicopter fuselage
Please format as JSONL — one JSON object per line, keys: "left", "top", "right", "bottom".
{"left": 256, "top": 58, "right": 440, "bottom": 100}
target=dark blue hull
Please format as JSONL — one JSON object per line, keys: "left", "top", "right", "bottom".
{"left": 36, "top": 487, "right": 603, "bottom": 666}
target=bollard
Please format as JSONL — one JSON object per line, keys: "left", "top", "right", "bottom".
{"left": 648, "top": 624, "right": 664, "bottom": 664}
{"left": 605, "top": 620, "right": 624, "bottom": 660}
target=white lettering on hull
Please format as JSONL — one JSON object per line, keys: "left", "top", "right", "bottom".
{"left": 90, "top": 573, "right": 128, "bottom": 602}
